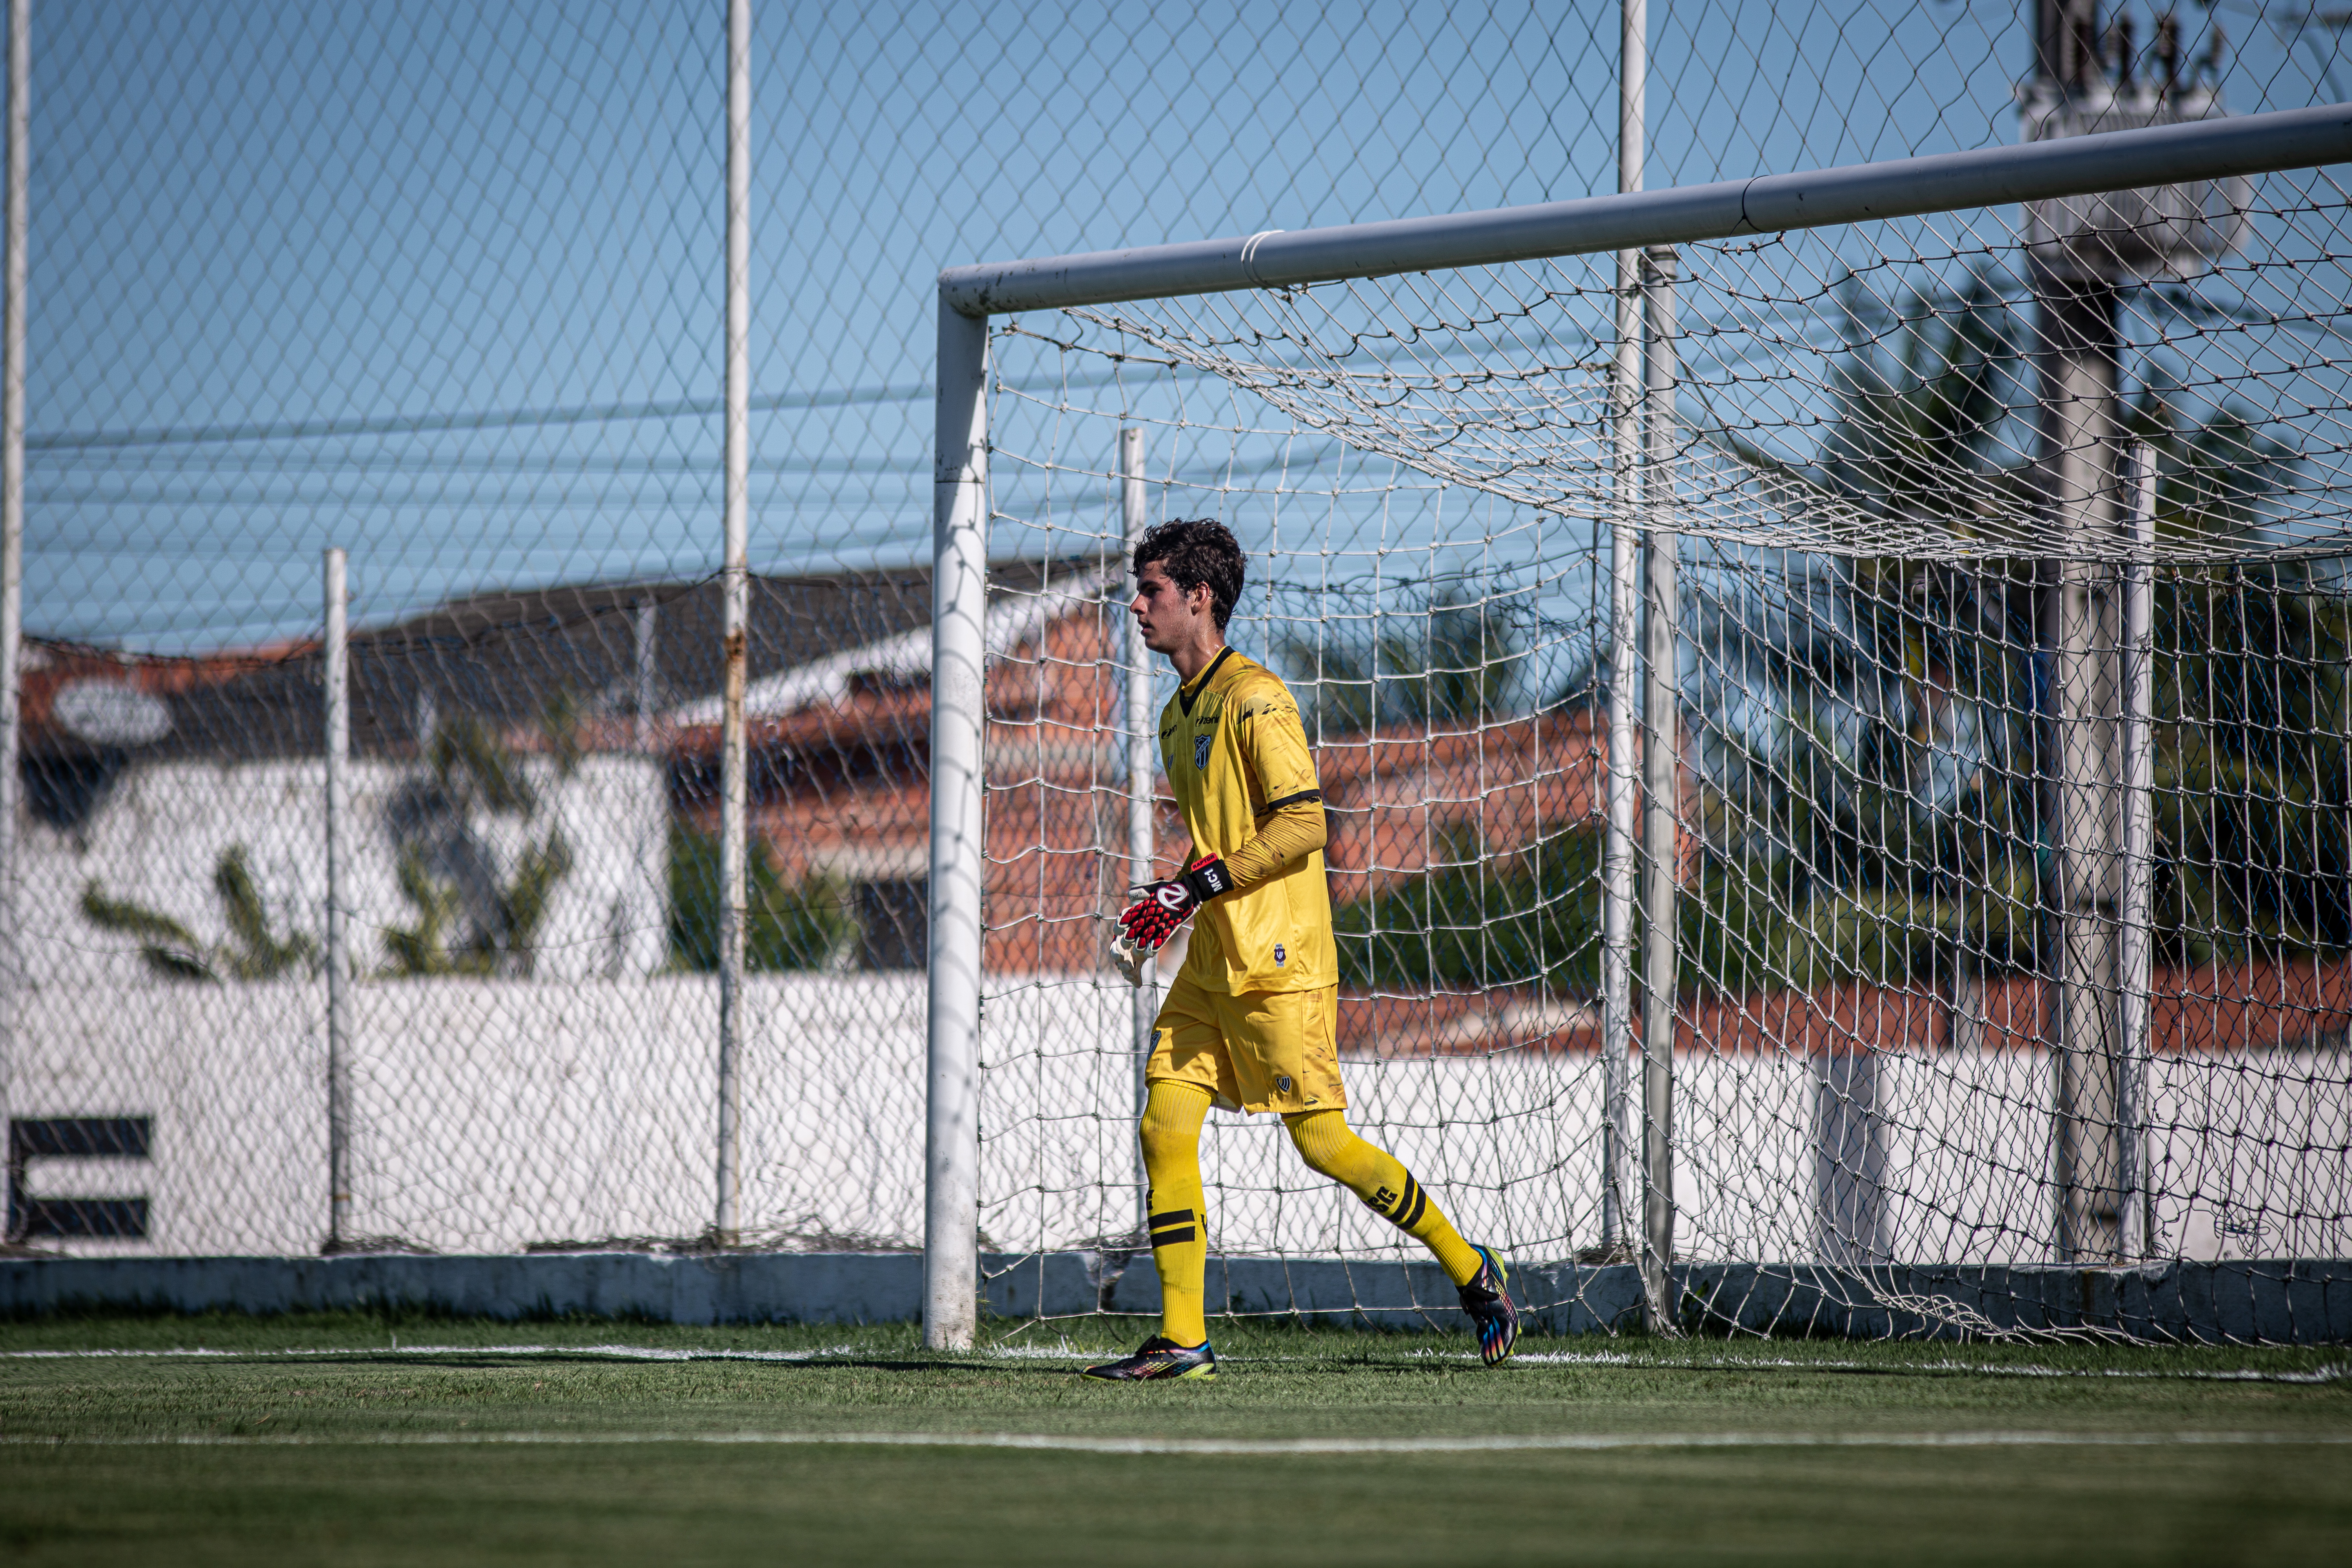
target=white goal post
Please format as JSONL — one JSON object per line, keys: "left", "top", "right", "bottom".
{"left": 925, "top": 104, "right": 2352, "bottom": 1351}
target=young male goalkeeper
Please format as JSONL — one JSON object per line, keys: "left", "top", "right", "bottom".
{"left": 1085, "top": 518, "right": 1518, "bottom": 1381}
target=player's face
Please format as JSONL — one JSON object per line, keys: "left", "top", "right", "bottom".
{"left": 1131, "top": 562, "right": 1213, "bottom": 653}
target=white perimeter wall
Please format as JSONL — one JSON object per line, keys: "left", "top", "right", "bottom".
{"left": 9, "top": 969, "right": 2343, "bottom": 1262}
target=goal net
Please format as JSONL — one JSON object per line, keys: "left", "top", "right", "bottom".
{"left": 970, "top": 151, "right": 2352, "bottom": 1339}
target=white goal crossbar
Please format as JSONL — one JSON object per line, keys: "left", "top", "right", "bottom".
{"left": 923, "top": 105, "right": 2352, "bottom": 1349}
{"left": 940, "top": 103, "right": 2352, "bottom": 316}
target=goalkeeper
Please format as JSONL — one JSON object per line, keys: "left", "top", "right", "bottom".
{"left": 1086, "top": 518, "right": 1517, "bottom": 1381}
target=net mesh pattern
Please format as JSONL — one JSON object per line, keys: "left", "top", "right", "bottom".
{"left": 1071, "top": 173, "right": 2352, "bottom": 563}
{"left": 977, "top": 157, "right": 2352, "bottom": 1337}
{"left": 982, "top": 356, "right": 1616, "bottom": 1280}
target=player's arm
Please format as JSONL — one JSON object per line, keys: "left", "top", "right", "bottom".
{"left": 1111, "top": 794, "right": 1323, "bottom": 962}
{"left": 1220, "top": 686, "right": 1325, "bottom": 889}
{"left": 1112, "top": 851, "right": 1233, "bottom": 962}
{"left": 1220, "top": 798, "right": 1325, "bottom": 890}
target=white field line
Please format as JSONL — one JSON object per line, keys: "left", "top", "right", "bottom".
{"left": 3, "top": 1430, "right": 2348, "bottom": 1455}
{"left": 995, "top": 1344, "right": 2350, "bottom": 1385}
{"left": 5, "top": 1343, "right": 2342, "bottom": 1385}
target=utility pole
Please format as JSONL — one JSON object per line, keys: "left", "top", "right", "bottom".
{"left": 2021, "top": 2, "right": 2233, "bottom": 1263}
{"left": 2031, "top": 0, "right": 2129, "bottom": 1266}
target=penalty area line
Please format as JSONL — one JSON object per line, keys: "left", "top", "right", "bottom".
{"left": 6, "top": 1430, "right": 2348, "bottom": 1455}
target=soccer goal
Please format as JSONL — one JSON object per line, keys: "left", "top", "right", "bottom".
{"left": 923, "top": 105, "right": 2352, "bottom": 1349}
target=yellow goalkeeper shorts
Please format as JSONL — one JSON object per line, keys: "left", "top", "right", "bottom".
{"left": 1145, "top": 971, "right": 1346, "bottom": 1116}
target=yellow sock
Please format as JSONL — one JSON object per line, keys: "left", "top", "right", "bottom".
{"left": 1284, "top": 1109, "right": 1484, "bottom": 1286}
{"left": 1139, "top": 1080, "right": 1215, "bottom": 1346}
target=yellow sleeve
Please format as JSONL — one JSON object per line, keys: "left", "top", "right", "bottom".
{"left": 1221, "top": 682, "right": 1325, "bottom": 889}
{"left": 1233, "top": 682, "right": 1321, "bottom": 808}
{"left": 1222, "top": 797, "right": 1327, "bottom": 890}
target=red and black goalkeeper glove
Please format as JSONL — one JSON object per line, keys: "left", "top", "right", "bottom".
{"left": 1115, "top": 854, "right": 1233, "bottom": 956}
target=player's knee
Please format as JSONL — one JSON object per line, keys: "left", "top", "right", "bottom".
{"left": 1138, "top": 1115, "right": 1193, "bottom": 1168}
{"left": 1138, "top": 1085, "right": 1208, "bottom": 1166}
{"left": 1282, "top": 1109, "right": 1352, "bottom": 1178}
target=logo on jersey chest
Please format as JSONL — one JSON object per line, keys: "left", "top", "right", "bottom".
{"left": 1194, "top": 734, "right": 1213, "bottom": 771}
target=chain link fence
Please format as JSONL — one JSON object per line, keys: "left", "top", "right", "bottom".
{"left": 7, "top": 3, "right": 2349, "bottom": 1340}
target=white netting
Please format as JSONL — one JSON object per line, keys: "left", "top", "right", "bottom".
{"left": 978, "top": 149, "right": 2352, "bottom": 1336}
{"left": 1070, "top": 170, "right": 2352, "bottom": 563}
{"left": 981, "top": 360, "right": 1613, "bottom": 1274}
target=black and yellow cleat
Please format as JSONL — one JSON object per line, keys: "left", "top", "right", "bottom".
{"left": 1458, "top": 1243, "right": 1519, "bottom": 1366}
{"left": 1081, "top": 1335, "right": 1218, "bottom": 1381}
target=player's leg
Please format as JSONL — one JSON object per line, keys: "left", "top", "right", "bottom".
{"left": 1283, "top": 1107, "right": 1519, "bottom": 1365}
{"left": 1232, "top": 984, "right": 1517, "bottom": 1365}
{"left": 1214, "top": 982, "right": 1481, "bottom": 1281}
{"left": 1082, "top": 1079, "right": 1217, "bottom": 1381}
{"left": 1084, "top": 976, "right": 1232, "bottom": 1382}
{"left": 1281, "top": 1107, "right": 1480, "bottom": 1281}
{"left": 1139, "top": 1078, "right": 1214, "bottom": 1345}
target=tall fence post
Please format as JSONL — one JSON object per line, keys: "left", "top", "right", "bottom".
{"left": 2115, "top": 442, "right": 2157, "bottom": 1260}
{"left": 1596, "top": 0, "right": 1645, "bottom": 1263}
{"left": 323, "top": 548, "right": 352, "bottom": 1250}
{"left": 927, "top": 297, "right": 990, "bottom": 1351}
{"left": 1120, "top": 425, "right": 1155, "bottom": 1236}
{"left": 714, "top": 0, "right": 751, "bottom": 1245}
{"left": 634, "top": 598, "right": 657, "bottom": 755}
{"left": 1638, "top": 242, "right": 1680, "bottom": 1335}
{"left": 0, "top": 0, "right": 25, "bottom": 1158}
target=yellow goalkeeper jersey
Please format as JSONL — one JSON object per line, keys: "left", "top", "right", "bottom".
{"left": 1158, "top": 647, "right": 1335, "bottom": 995}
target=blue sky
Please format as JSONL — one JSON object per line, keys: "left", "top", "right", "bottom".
{"left": 15, "top": 0, "right": 2341, "bottom": 651}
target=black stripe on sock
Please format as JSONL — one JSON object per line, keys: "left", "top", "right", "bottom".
{"left": 1149, "top": 1226, "right": 1196, "bottom": 1247}
{"left": 1394, "top": 1175, "right": 1428, "bottom": 1233}
{"left": 1148, "top": 1209, "right": 1193, "bottom": 1228}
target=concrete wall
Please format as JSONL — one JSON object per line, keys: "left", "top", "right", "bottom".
{"left": 8, "top": 969, "right": 2345, "bottom": 1266}
{"left": 8, "top": 974, "right": 925, "bottom": 1257}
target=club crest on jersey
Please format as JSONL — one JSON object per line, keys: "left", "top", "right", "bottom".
{"left": 1194, "top": 734, "right": 1213, "bottom": 771}
{"left": 1274, "top": 943, "right": 1286, "bottom": 966}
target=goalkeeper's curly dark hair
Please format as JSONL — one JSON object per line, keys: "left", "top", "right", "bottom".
{"left": 1133, "top": 517, "right": 1245, "bottom": 630}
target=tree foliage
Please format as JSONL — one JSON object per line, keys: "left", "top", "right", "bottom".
{"left": 383, "top": 829, "right": 574, "bottom": 978}
{"left": 1335, "top": 829, "right": 1601, "bottom": 994}
{"left": 666, "top": 827, "right": 858, "bottom": 973}
{"left": 1277, "top": 587, "right": 1530, "bottom": 735}
{"left": 383, "top": 714, "right": 575, "bottom": 977}
{"left": 80, "top": 843, "right": 316, "bottom": 983}
{"left": 1697, "top": 272, "right": 2334, "bottom": 986}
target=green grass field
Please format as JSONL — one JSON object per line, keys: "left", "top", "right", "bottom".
{"left": 2, "top": 1312, "right": 2347, "bottom": 1565}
